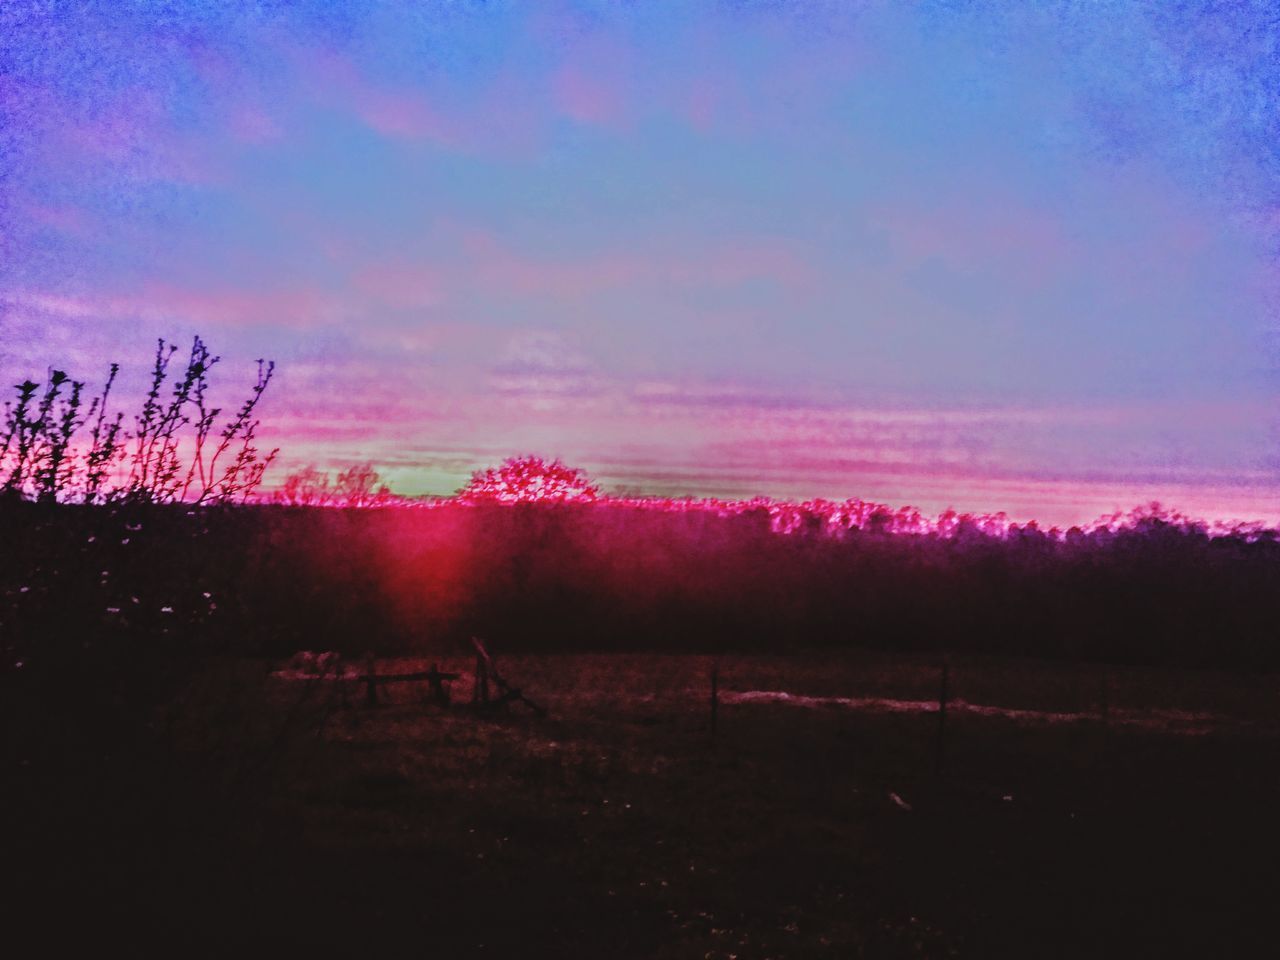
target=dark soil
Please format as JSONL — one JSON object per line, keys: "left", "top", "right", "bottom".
{"left": 5, "top": 651, "right": 1278, "bottom": 957}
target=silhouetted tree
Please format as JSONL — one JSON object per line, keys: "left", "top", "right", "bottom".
{"left": 459, "top": 455, "right": 599, "bottom": 504}
{"left": 334, "top": 462, "right": 393, "bottom": 508}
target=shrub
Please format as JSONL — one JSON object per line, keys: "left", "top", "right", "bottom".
{"left": 459, "top": 455, "right": 600, "bottom": 504}
{"left": 0, "top": 335, "right": 276, "bottom": 505}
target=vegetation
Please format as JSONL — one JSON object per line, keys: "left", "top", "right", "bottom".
{"left": 1, "top": 335, "right": 277, "bottom": 506}
{"left": 273, "top": 461, "right": 397, "bottom": 508}
{"left": 3, "top": 489, "right": 1278, "bottom": 678}
{"left": 459, "top": 455, "right": 600, "bottom": 504}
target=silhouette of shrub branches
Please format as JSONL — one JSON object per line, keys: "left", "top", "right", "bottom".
{"left": 1, "top": 334, "right": 277, "bottom": 505}
{"left": 273, "top": 461, "right": 398, "bottom": 508}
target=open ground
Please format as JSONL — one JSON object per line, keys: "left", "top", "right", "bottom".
{"left": 7, "top": 648, "right": 1278, "bottom": 957}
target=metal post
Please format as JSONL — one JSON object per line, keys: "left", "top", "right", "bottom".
{"left": 935, "top": 660, "right": 949, "bottom": 777}
{"left": 710, "top": 657, "right": 719, "bottom": 736}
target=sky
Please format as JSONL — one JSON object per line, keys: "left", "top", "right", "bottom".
{"left": 2, "top": 0, "right": 1278, "bottom": 525}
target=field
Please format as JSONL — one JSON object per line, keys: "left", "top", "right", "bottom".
{"left": 5, "top": 500, "right": 1280, "bottom": 955}
{"left": 7, "top": 647, "right": 1279, "bottom": 957}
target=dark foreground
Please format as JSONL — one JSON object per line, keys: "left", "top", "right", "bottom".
{"left": 5, "top": 651, "right": 1279, "bottom": 957}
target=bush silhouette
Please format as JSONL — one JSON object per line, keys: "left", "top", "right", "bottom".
{"left": 1, "top": 335, "right": 276, "bottom": 505}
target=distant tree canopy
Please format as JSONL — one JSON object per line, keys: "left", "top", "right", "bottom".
{"left": 458, "top": 455, "right": 600, "bottom": 504}
{"left": 275, "top": 461, "right": 396, "bottom": 508}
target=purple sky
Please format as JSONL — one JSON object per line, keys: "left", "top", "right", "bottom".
{"left": 2, "top": 1, "right": 1278, "bottom": 524}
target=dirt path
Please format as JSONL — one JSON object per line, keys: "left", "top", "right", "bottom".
{"left": 722, "top": 689, "right": 1254, "bottom": 735}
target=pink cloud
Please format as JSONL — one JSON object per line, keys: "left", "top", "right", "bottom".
{"left": 7, "top": 226, "right": 816, "bottom": 344}
{"left": 351, "top": 263, "right": 442, "bottom": 309}
{"left": 47, "top": 86, "right": 222, "bottom": 186}
{"left": 461, "top": 230, "right": 640, "bottom": 296}
{"left": 354, "top": 89, "right": 453, "bottom": 142}
{"left": 528, "top": 12, "right": 634, "bottom": 129}
{"left": 486, "top": 331, "right": 605, "bottom": 409}
{"left": 2, "top": 290, "right": 106, "bottom": 319}
{"left": 682, "top": 73, "right": 729, "bottom": 132}
{"left": 295, "top": 49, "right": 460, "bottom": 146}
{"left": 873, "top": 199, "right": 1073, "bottom": 280}
{"left": 252, "top": 370, "right": 1280, "bottom": 525}
{"left": 458, "top": 230, "right": 816, "bottom": 300}
{"left": 1, "top": 285, "right": 341, "bottom": 332}
{"left": 465, "top": 68, "right": 550, "bottom": 155}
{"left": 19, "top": 200, "right": 91, "bottom": 236}
{"left": 264, "top": 39, "right": 549, "bottom": 155}
{"left": 553, "top": 64, "right": 627, "bottom": 127}
{"left": 265, "top": 359, "right": 453, "bottom": 461}
{"left": 226, "top": 106, "right": 283, "bottom": 145}
{"left": 128, "top": 283, "right": 336, "bottom": 328}
{"left": 4, "top": 71, "right": 250, "bottom": 188}
{"left": 673, "top": 244, "right": 818, "bottom": 290}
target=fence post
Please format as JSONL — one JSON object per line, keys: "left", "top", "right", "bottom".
{"left": 935, "top": 660, "right": 949, "bottom": 777}
{"left": 473, "top": 655, "right": 489, "bottom": 705}
{"left": 365, "top": 652, "right": 378, "bottom": 707}
{"left": 427, "top": 663, "right": 449, "bottom": 707}
{"left": 709, "top": 657, "right": 719, "bottom": 736}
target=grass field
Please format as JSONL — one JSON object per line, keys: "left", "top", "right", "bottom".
{"left": 7, "top": 648, "right": 1278, "bottom": 957}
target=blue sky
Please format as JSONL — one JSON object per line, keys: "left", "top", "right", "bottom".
{"left": 2, "top": 1, "right": 1278, "bottom": 522}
